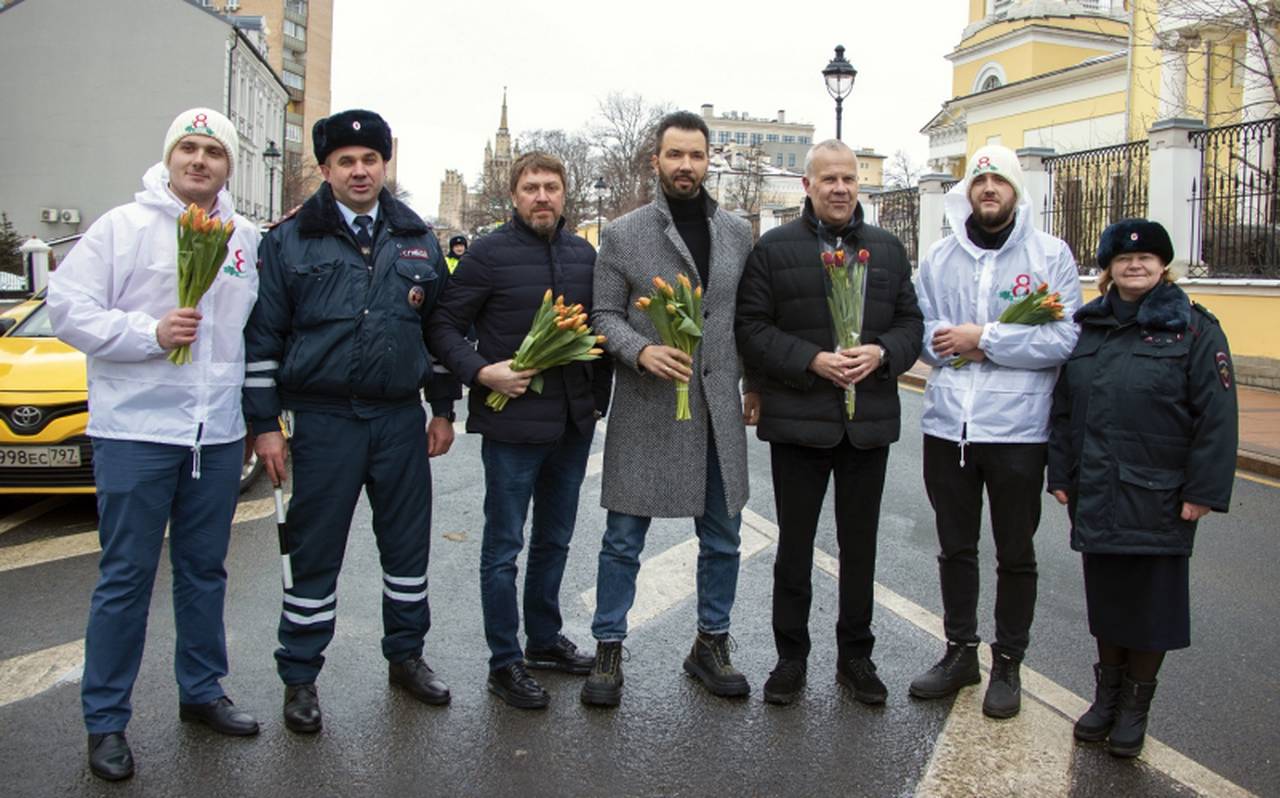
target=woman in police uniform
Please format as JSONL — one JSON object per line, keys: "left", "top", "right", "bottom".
{"left": 1047, "top": 219, "right": 1238, "bottom": 759}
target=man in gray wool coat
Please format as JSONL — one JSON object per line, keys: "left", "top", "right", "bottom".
{"left": 582, "top": 111, "right": 757, "bottom": 707}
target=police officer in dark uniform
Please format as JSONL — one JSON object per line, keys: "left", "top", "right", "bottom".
{"left": 1048, "top": 218, "right": 1238, "bottom": 759}
{"left": 244, "top": 109, "right": 459, "bottom": 734}
{"left": 445, "top": 235, "right": 468, "bottom": 274}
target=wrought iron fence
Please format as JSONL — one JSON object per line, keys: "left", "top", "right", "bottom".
{"left": 1188, "top": 117, "right": 1280, "bottom": 278}
{"left": 1044, "top": 140, "right": 1149, "bottom": 273}
{"left": 940, "top": 179, "right": 960, "bottom": 237}
{"left": 877, "top": 187, "right": 919, "bottom": 264}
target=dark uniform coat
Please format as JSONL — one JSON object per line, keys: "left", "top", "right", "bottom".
{"left": 1047, "top": 280, "right": 1238, "bottom": 557}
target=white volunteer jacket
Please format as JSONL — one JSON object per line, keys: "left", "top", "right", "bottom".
{"left": 48, "top": 162, "right": 260, "bottom": 449}
{"left": 914, "top": 184, "right": 1083, "bottom": 450}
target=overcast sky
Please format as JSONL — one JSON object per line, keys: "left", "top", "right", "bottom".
{"left": 330, "top": 0, "right": 969, "bottom": 218}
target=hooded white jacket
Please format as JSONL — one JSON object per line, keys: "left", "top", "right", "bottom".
{"left": 48, "top": 163, "right": 260, "bottom": 448}
{"left": 914, "top": 183, "right": 1083, "bottom": 448}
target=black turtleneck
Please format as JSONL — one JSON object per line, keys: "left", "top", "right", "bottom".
{"left": 965, "top": 214, "right": 1015, "bottom": 250}
{"left": 1107, "top": 289, "right": 1143, "bottom": 324}
{"left": 667, "top": 192, "right": 711, "bottom": 288}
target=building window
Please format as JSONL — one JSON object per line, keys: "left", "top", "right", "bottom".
{"left": 775, "top": 153, "right": 783, "bottom": 166}
{"left": 285, "top": 123, "right": 303, "bottom": 143}
{"left": 734, "top": 132, "right": 747, "bottom": 144}
{"left": 782, "top": 135, "right": 796, "bottom": 144}
{"left": 973, "top": 62, "right": 1007, "bottom": 94}
{"left": 798, "top": 136, "right": 811, "bottom": 144}
{"left": 788, "top": 153, "right": 796, "bottom": 168}
{"left": 981, "top": 75, "right": 1002, "bottom": 91}
{"left": 284, "top": 19, "right": 306, "bottom": 42}
{"left": 282, "top": 70, "right": 305, "bottom": 91}
{"left": 767, "top": 134, "right": 779, "bottom": 142}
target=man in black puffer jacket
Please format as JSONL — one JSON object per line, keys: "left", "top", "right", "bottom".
{"left": 428, "top": 152, "right": 612, "bottom": 709}
{"left": 736, "top": 139, "right": 922, "bottom": 706}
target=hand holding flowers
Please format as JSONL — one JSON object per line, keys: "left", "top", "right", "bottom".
{"left": 483, "top": 289, "right": 604, "bottom": 412}
{"left": 168, "top": 203, "right": 234, "bottom": 365}
{"left": 635, "top": 273, "right": 702, "bottom": 420}
{"left": 823, "top": 246, "right": 870, "bottom": 419}
{"left": 948, "top": 282, "right": 1065, "bottom": 368}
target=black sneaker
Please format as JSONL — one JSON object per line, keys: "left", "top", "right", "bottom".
{"left": 837, "top": 657, "right": 888, "bottom": 705}
{"left": 682, "top": 632, "right": 750, "bottom": 698}
{"left": 763, "top": 658, "right": 807, "bottom": 705}
{"left": 909, "top": 643, "right": 980, "bottom": 699}
{"left": 581, "top": 641, "right": 625, "bottom": 707}
{"left": 487, "top": 662, "right": 550, "bottom": 709}
{"left": 525, "top": 634, "right": 594, "bottom": 675}
{"left": 983, "top": 651, "right": 1022, "bottom": 719}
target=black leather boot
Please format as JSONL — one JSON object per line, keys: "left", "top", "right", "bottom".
{"left": 909, "top": 642, "right": 980, "bottom": 699}
{"left": 682, "top": 632, "right": 749, "bottom": 698}
{"left": 581, "top": 641, "right": 624, "bottom": 707}
{"left": 1074, "top": 663, "right": 1125, "bottom": 742}
{"left": 1108, "top": 675, "right": 1157, "bottom": 758}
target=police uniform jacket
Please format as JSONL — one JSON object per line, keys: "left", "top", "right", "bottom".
{"left": 426, "top": 212, "right": 612, "bottom": 444}
{"left": 1047, "top": 280, "right": 1238, "bottom": 557}
{"left": 735, "top": 199, "right": 924, "bottom": 449}
{"left": 243, "top": 183, "right": 457, "bottom": 432}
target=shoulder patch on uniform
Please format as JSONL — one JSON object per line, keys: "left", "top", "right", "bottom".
{"left": 1192, "top": 301, "right": 1220, "bottom": 325}
{"left": 1215, "top": 351, "right": 1232, "bottom": 390}
{"left": 400, "top": 248, "right": 431, "bottom": 260}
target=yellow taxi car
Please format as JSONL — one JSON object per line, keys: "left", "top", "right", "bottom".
{"left": 0, "top": 292, "right": 263, "bottom": 494}
{"left": 0, "top": 292, "right": 93, "bottom": 493}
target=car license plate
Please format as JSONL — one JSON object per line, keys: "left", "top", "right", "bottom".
{"left": 0, "top": 446, "right": 82, "bottom": 468}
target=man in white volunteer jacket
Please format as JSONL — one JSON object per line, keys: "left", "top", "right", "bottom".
{"left": 909, "top": 145, "right": 1082, "bottom": 719}
{"left": 48, "top": 108, "right": 261, "bottom": 781}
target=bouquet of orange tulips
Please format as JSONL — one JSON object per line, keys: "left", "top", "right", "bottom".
{"left": 635, "top": 274, "right": 702, "bottom": 421}
{"left": 169, "top": 203, "right": 235, "bottom": 365}
{"left": 485, "top": 289, "right": 605, "bottom": 412}
{"left": 951, "top": 282, "right": 1065, "bottom": 368}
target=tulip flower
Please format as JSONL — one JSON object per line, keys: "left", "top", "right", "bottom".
{"left": 484, "top": 289, "right": 603, "bottom": 412}
{"left": 951, "top": 282, "right": 1066, "bottom": 368}
{"left": 169, "top": 203, "right": 235, "bottom": 365}
{"left": 639, "top": 271, "right": 703, "bottom": 420}
{"left": 823, "top": 243, "right": 866, "bottom": 419}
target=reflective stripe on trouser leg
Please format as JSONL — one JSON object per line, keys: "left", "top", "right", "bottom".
{"left": 366, "top": 405, "right": 434, "bottom": 663}
{"left": 274, "top": 412, "right": 369, "bottom": 685}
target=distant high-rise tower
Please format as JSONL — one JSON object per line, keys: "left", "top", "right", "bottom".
{"left": 215, "top": 0, "right": 334, "bottom": 204}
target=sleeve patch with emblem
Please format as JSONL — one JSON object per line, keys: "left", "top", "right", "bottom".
{"left": 1215, "top": 351, "right": 1232, "bottom": 390}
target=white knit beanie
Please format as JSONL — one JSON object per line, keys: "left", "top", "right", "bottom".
{"left": 966, "top": 144, "right": 1024, "bottom": 201}
{"left": 163, "top": 107, "right": 237, "bottom": 176}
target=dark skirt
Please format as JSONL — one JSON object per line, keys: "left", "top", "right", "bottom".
{"left": 1082, "top": 553, "right": 1190, "bottom": 651}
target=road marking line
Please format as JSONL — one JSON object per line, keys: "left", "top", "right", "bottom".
{"left": 579, "top": 522, "right": 772, "bottom": 629}
{"left": 0, "top": 496, "right": 69, "bottom": 537}
{"left": 586, "top": 451, "right": 603, "bottom": 478}
{"left": 0, "top": 639, "right": 84, "bottom": 708}
{"left": 748, "top": 506, "right": 1259, "bottom": 798}
{"left": 0, "top": 493, "right": 289, "bottom": 574}
{"left": 1237, "top": 470, "right": 1280, "bottom": 489}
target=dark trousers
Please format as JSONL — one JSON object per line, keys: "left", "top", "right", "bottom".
{"left": 83, "top": 438, "right": 242, "bottom": 734}
{"left": 923, "top": 434, "right": 1044, "bottom": 661}
{"left": 479, "top": 423, "right": 593, "bottom": 670}
{"left": 275, "top": 405, "right": 433, "bottom": 685}
{"left": 770, "top": 439, "right": 889, "bottom": 662}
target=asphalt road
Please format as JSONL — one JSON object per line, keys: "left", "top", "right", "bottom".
{"left": 0, "top": 387, "right": 1276, "bottom": 797}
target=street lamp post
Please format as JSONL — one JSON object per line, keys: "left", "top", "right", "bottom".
{"left": 822, "top": 45, "right": 857, "bottom": 141}
{"left": 593, "top": 176, "right": 607, "bottom": 245}
{"left": 263, "top": 139, "right": 283, "bottom": 221}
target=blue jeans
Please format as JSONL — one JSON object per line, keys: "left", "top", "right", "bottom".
{"left": 82, "top": 437, "right": 242, "bottom": 734}
{"left": 591, "top": 440, "right": 741, "bottom": 642}
{"left": 479, "top": 423, "right": 594, "bottom": 670}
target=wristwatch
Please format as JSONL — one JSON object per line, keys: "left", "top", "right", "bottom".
{"left": 876, "top": 345, "right": 888, "bottom": 367}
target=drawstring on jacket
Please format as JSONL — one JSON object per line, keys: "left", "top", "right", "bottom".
{"left": 191, "top": 422, "right": 205, "bottom": 479}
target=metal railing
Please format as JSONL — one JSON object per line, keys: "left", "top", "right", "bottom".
{"left": 1044, "top": 139, "right": 1149, "bottom": 273}
{"left": 1188, "top": 117, "right": 1280, "bottom": 278}
{"left": 877, "top": 187, "right": 920, "bottom": 264}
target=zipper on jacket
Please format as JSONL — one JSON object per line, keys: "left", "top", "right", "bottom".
{"left": 191, "top": 421, "right": 205, "bottom": 479}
